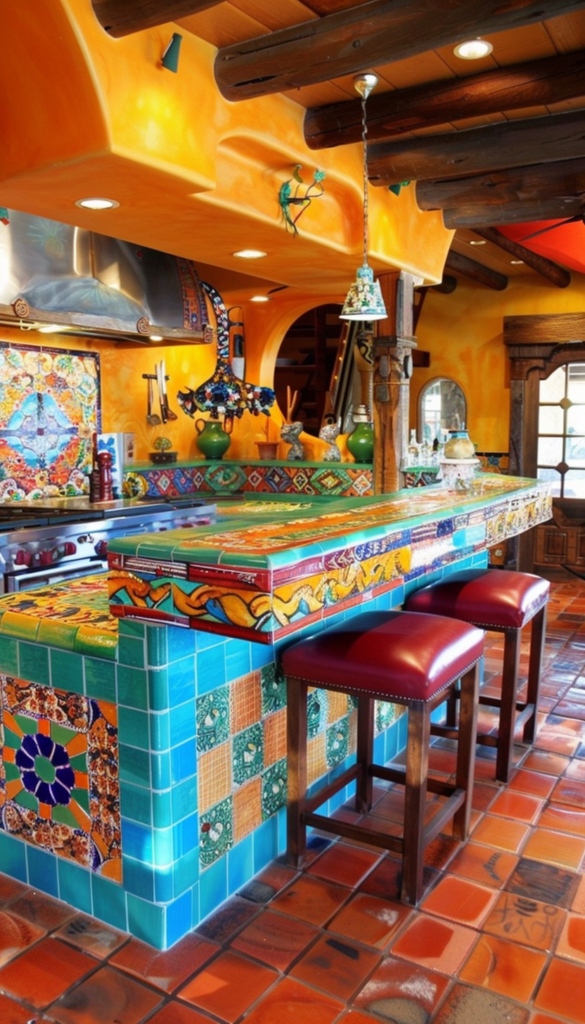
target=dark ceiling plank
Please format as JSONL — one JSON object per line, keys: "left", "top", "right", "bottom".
{"left": 504, "top": 312, "right": 585, "bottom": 344}
{"left": 474, "top": 228, "right": 571, "bottom": 288}
{"left": 91, "top": 0, "right": 221, "bottom": 37}
{"left": 215, "top": 0, "right": 585, "bottom": 101}
{"left": 368, "top": 110, "right": 585, "bottom": 187}
{"left": 445, "top": 250, "right": 507, "bottom": 290}
{"left": 441, "top": 197, "right": 585, "bottom": 229}
{"left": 305, "top": 50, "right": 585, "bottom": 149}
{"left": 416, "top": 157, "right": 585, "bottom": 212}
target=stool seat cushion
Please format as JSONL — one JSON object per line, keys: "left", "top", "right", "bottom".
{"left": 281, "top": 610, "right": 484, "bottom": 703}
{"left": 405, "top": 569, "right": 550, "bottom": 631}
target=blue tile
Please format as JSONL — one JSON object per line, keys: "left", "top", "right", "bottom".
{"left": 18, "top": 642, "right": 50, "bottom": 687}
{"left": 148, "top": 666, "right": 169, "bottom": 712}
{"left": 0, "top": 831, "right": 27, "bottom": 883}
{"left": 169, "top": 699, "right": 196, "bottom": 748}
{"left": 85, "top": 657, "right": 116, "bottom": 702}
{"left": 149, "top": 711, "right": 171, "bottom": 752}
{"left": 175, "top": 812, "right": 198, "bottom": 859}
{"left": 152, "top": 827, "right": 175, "bottom": 867}
{"left": 170, "top": 740, "right": 197, "bottom": 786}
{"left": 120, "top": 781, "right": 152, "bottom": 825}
{"left": 196, "top": 644, "right": 226, "bottom": 694}
{"left": 225, "top": 639, "right": 251, "bottom": 680}
{"left": 119, "top": 619, "right": 146, "bottom": 639}
{"left": 26, "top": 845, "right": 59, "bottom": 897}
{"left": 251, "top": 642, "right": 274, "bottom": 671}
{"left": 173, "top": 846, "right": 199, "bottom": 897}
{"left": 118, "top": 634, "right": 146, "bottom": 668}
{"left": 168, "top": 657, "right": 197, "bottom": 707}
{"left": 171, "top": 775, "right": 198, "bottom": 823}
{"left": 50, "top": 649, "right": 84, "bottom": 694}
{"left": 122, "top": 819, "right": 153, "bottom": 863}
{"left": 151, "top": 752, "right": 172, "bottom": 791}
{"left": 152, "top": 789, "right": 173, "bottom": 829}
{"left": 167, "top": 626, "right": 196, "bottom": 662}
{"left": 117, "top": 665, "right": 148, "bottom": 710}
{"left": 198, "top": 857, "right": 227, "bottom": 922}
{"left": 127, "top": 893, "right": 165, "bottom": 949}
{"left": 91, "top": 873, "right": 128, "bottom": 932}
{"left": 154, "top": 866, "right": 174, "bottom": 903}
{"left": 119, "top": 744, "right": 151, "bottom": 788}
{"left": 228, "top": 835, "right": 254, "bottom": 895}
{"left": 146, "top": 626, "right": 168, "bottom": 667}
{"left": 166, "top": 888, "right": 193, "bottom": 947}
{"left": 118, "top": 706, "right": 150, "bottom": 750}
{"left": 58, "top": 859, "right": 92, "bottom": 914}
{"left": 123, "top": 856, "right": 155, "bottom": 902}
{"left": 252, "top": 816, "right": 279, "bottom": 874}
{"left": 196, "top": 631, "right": 222, "bottom": 652}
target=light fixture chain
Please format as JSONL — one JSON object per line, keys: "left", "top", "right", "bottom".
{"left": 362, "top": 91, "right": 369, "bottom": 264}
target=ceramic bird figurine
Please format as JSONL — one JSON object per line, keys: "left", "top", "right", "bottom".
{"left": 319, "top": 421, "right": 341, "bottom": 462}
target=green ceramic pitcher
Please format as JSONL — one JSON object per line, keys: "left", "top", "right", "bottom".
{"left": 195, "top": 418, "right": 231, "bottom": 460}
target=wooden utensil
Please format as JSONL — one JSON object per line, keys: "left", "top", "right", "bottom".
{"left": 161, "top": 359, "right": 177, "bottom": 420}
{"left": 155, "top": 362, "right": 168, "bottom": 423}
{"left": 147, "top": 376, "right": 161, "bottom": 425}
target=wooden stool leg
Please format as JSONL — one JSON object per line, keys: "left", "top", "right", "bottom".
{"left": 496, "top": 630, "right": 521, "bottom": 783}
{"left": 523, "top": 604, "right": 547, "bottom": 743}
{"left": 286, "top": 675, "right": 308, "bottom": 866}
{"left": 401, "top": 701, "right": 430, "bottom": 905}
{"left": 356, "top": 696, "right": 374, "bottom": 812}
{"left": 453, "top": 665, "right": 479, "bottom": 839}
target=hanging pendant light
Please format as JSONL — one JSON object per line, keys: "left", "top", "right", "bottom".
{"left": 340, "top": 73, "right": 387, "bottom": 322}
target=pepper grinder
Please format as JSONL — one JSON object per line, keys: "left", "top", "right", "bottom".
{"left": 97, "top": 450, "right": 113, "bottom": 502}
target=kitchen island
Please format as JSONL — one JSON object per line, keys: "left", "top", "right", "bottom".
{"left": 0, "top": 476, "right": 551, "bottom": 948}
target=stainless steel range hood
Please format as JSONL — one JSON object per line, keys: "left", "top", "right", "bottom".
{"left": 0, "top": 211, "right": 211, "bottom": 344}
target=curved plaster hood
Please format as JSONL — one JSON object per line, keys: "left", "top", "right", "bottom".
{"left": 0, "top": 211, "right": 211, "bottom": 344}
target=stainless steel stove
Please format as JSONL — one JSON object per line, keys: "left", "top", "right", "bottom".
{"left": 0, "top": 498, "right": 216, "bottom": 592}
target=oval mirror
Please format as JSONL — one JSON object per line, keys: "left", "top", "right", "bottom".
{"left": 418, "top": 378, "right": 467, "bottom": 443}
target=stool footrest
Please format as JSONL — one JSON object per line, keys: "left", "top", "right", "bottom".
{"left": 305, "top": 764, "right": 361, "bottom": 815}
{"left": 302, "top": 812, "right": 402, "bottom": 855}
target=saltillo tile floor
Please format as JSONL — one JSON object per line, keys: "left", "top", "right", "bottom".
{"left": 0, "top": 579, "right": 583, "bottom": 1023}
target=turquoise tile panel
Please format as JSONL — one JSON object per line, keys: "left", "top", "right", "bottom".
{"left": 146, "top": 625, "right": 168, "bottom": 667}
{"left": 173, "top": 847, "right": 199, "bottom": 897}
{"left": 117, "top": 665, "right": 148, "bottom": 710}
{"left": 0, "top": 831, "right": 27, "bottom": 883}
{"left": 169, "top": 699, "right": 196, "bottom": 748}
{"left": 123, "top": 855, "right": 155, "bottom": 901}
{"left": 26, "top": 845, "right": 59, "bottom": 897}
{"left": 228, "top": 834, "right": 254, "bottom": 895}
{"left": 195, "top": 630, "right": 223, "bottom": 651}
{"left": 175, "top": 812, "right": 198, "bottom": 860}
{"left": 118, "top": 706, "right": 150, "bottom": 750}
{"left": 50, "top": 648, "right": 84, "bottom": 694}
{"left": 119, "top": 744, "right": 151, "bottom": 788}
{"left": 151, "top": 752, "right": 172, "bottom": 791}
{"left": 149, "top": 710, "right": 171, "bottom": 752}
{"left": 251, "top": 642, "right": 274, "bottom": 671}
{"left": 148, "top": 667, "right": 169, "bottom": 712}
{"left": 198, "top": 856, "right": 227, "bottom": 922}
{"left": 120, "top": 781, "right": 153, "bottom": 825}
{"left": 154, "top": 865, "right": 174, "bottom": 903}
{"left": 252, "top": 815, "right": 280, "bottom": 874}
{"left": 118, "top": 634, "right": 146, "bottom": 668}
{"left": 166, "top": 889, "right": 193, "bottom": 948}
{"left": 91, "top": 873, "right": 128, "bottom": 932}
{"left": 122, "top": 819, "right": 153, "bottom": 863}
{"left": 58, "top": 859, "right": 92, "bottom": 914}
{"left": 152, "top": 789, "right": 173, "bottom": 829}
{"left": 119, "top": 619, "right": 146, "bottom": 639}
{"left": 127, "top": 893, "right": 165, "bottom": 948}
{"left": 0, "top": 635, "right": 19, "bottom": 676}
{"left": 171, "top": 775, "right": 198, "bottom": 823}
{"left": 168, "top": 657, "right": 196, "bottom": 707}
{"left": 166, "top": 627, "right": 196, "bottom": 662}
{"left": 170, "top": 740, "right": 197, "bottom": 786}
{"left": 85, "top": 657, "right": 116, "bottom": 702}
{"left": 18, "top": 642, "right": 50, "bottom": 687}
{"left": 195, "top": 644, "right": 227, "bottom": 694}
{"left": 152, "top": 827, "right": 175, "bottom": 867}
{"left": 225, "top": 639, "right": 251, "bottom": 680}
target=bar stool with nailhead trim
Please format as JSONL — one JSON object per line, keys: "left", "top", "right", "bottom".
{"left": 405, "top": 568, "right": 550, "bottom": 783}
{"left": 282, "top": 609, "right": 484, "bottom": 905}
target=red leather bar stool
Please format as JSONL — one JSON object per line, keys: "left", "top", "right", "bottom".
{"left": 405, "top": 569, "right": 550, "bottom": 783}
{"left": 283, "top": 609, "right": 484, "bottom": 905}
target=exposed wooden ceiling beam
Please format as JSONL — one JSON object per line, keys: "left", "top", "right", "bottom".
{"left": 305, "top": 50, "right": 585, "bottom": 150}
{"left": 445, "top": 250, "right": 507, "bottom": 290}
{"left": 473, "top": 228, "right": 571, "bottom": 288}
{"left": 441, "top": 197, "right": 585, "bottom": 229}
{"left": 91, "top": 0, "right": 221, "bottom": 37}
{"left": 214, "top": 0, "right": 585, "bottom": 102}
{"left": 368, "top": 110, "right": 585, "bottom": 187}
{"left": 416, "top": 157, "right": 585, "bottom": 213}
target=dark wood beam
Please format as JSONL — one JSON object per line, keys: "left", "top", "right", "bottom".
{"left": 473, "top": 228, "right": 571, "bottom": 288}
{"left": 445, "top": 250, "right": 508, "bottom": 290}
{"left": 416, "top": 157, "right": 585, "bottom": 213}
{"left": 214, "top": 0, "right": 585, "bottom": 102}
{"left": 369, "top": 110, "right": 585, "bottom": 187}
{"left": 504, "top": 312, "right": 585, "bottom": 344}
{"left": 91, "top": 0, "right": 220, "bottom": 37}
{"left": 441, "top": 197, "right": 584, "bottom": 229}
{"left": 305, "top": 50, "right": 585, "bottom": 150}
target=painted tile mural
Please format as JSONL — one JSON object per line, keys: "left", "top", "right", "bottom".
{"left": 0, "top": 342, "right": 100, "bottom": 500}
{"left": 0, "top": 674, "right": 121, "bottom": 879}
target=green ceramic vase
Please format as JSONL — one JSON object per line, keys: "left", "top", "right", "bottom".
{"left": 346, "top": 405, "right": 374, "bottom": 462}
{"left": 195, "top": 418, "right": 231, "bottom": 460}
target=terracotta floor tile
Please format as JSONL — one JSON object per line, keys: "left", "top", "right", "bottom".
{"left": 241, "top": 976, "right": 344, "bottom": 1024}
{"left": 506, "top": 858, "right": 581, "bottom": 908}
{"left": 177, "top": 950, "right": 278, "bottom": 1023}
{"left": 534, "top": 731, "right": 580, "bottom": 756}
{"left": 111, "top": 932, "right": 220, "bottom": 992}
{"left": 523, "top": 827, "right": 585, "bottom": 870}
{"left": 270, "top": 874, "right": 351, "bottom": 926}
{"left": 422, "top": 874, "right": 498, "bottom": 928}
{"left": 482, "top": 891, "right": 566, "bottom": 952}
{"left": 534, "top": 956, "right": 585, "bottom": 1023}
{"left": 0, "top": 908, "right": 45, "bottom": 967}
{"left": 0, "top": 992, "right": 36, "bottom": 1024}
{"left": 447, "top": 842, "right": 518, "bottom": 888}
{"left": 522, "top": 750, "right": 571, "bottom": 776}
{"left": 8, "top": 890, "right": 76, "bottom": 931}
{"left": 470, "top": 780, "right": 499, "bottom": 812}
{"left": 230, "top": 908, "right": 319, "bottom": 970}
{"left": 460, "top": 932, "right": 546, "bottom": 1001}
{"left": 327, "top": 893, "right": 411, "bottom": 949}
{"left": 565, "top": 758, "right": 585, "bottom": 782}
{"left": 149, "top": 1004, "right": 218, "bottom": 1024}
{"left": 353, "top": 955, "right": 449, "bottom": 1020}
{"left": 254, "top": 860, "right": 299, "bottom": 895}
{"left": 572, "top": 873, "right": 585, "bottom": 913}
{"left": 389, "top": 913, "right": 476, "bottom": 974}
{"left": 551, "top": 776, "right": 585, "bottom": 808}
{"left": 471, "top": 813, "right": 531, "bottom": 853}
{"left": 538, "top": 803, "right": 585, "bottom": 838}
{"left": 435, "top": 982, "right": 531, "bottom": 1023}
{"left": 195, "top": 896, "right": 259, "bottom": 943}
{"left": 506, "top": 769, "right": 557, "bottom": 800}
{"left": 555, "top": 912, "right": 585, "bottom": 963}
{"left": 423, "top": 832, "right": 460, "bottom": 869}
{"left": 54, "top": 913, "right": 128, "bottom": 958}
{"left": 0, "top": 936, "right": 96, "bottom": 1010}
{"left": 308, "top": 842, "right": 382, "bottom": 887}
{"left": 0, "top": 876, "right": 29, "bottom": 906}
{"left": 488, "top": 789, "right": 544, "bottom": 823}
{"left": 357, "top": 856, "right": 402, "bottom": 901}
{"left": 49, "top": 965, "right": 164, "bottom": 1024}
{"left": 290, "top": 932, "right": 380, "bottom": 1001}
{"left": 338, "top": 1012, "right": 384, "bottom": 1024}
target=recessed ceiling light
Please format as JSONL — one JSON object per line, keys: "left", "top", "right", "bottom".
{"left": 75, "top": 197, "right": 119, "bottom": 210}
{"left": 251, "top": 295, "right": 270, "bottom": 303}
{"left": 149, "top": 334, "right": 163, "bottom": 342}
{"left": 233, "top": 249, "right": 267, "bottom": 259}
{"left": 510, "top": 260, "right": 525, "bottom": 265}
{"left": 453, "top": 38, "right": 493, "bottom": 60}
{"left": 469, "top": 239, "right": 486, "bottom": 246}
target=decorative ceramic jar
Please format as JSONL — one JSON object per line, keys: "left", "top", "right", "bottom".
{"left": 443, "top": 429, "right": 475, "bottom": 460}
{"left": 346, "top": 405, "right": 374, "bottom": 462}
{"left": 195, "top": 418, "right": 231, "bottom": 460}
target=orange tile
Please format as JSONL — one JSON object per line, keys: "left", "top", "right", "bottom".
{"left": 290, "top": 933, "right": 380, "bottom": 1001}
{"left": 537, "top": 804, "right": 585, "bottom": 838}
{"left": 572, "top": 873, "right": 585, "bottom": 913}
{"left": 0, "top": 992, "right": 35, "bottom": 1023}
{"left": 390, "top": 913, "right": 476, "bottom": 974}
{"left": 242, "top": 976, "right": 344, "bottom": 1024}
{"left": 565, "top": 758, "right": 585, "bottom": 783}
{"left": 308, "top": 842, "right": 381, "bottom": 887}
{"left": 230, "top": 672, "right": 262, "bottom": 733}
{"left": 447, "top": 842, "right": 518, "bottom": 888}
{"left": 551, "top": 777, "right": 585, "bottom": 808}
{"left": 270, "top": 875, "right": 351, "bottom": 926}
{"left": 506, "top": 857, "right": 580, "bottom": 908}
{"left": 195, "top": 897, "right": 258, "bottom": 945}
{"left": 111, "top": 932, "right": 220, "bottom": 993}
{"left": 460, "top": 933, "right": 546, "bottom": 1002}
{"left": 482, "top": 891, "right": 566, "bottom": 951}
{"left": 263, "top": 707, "right": 287, "bottom": 766}
{"left": 8, "top": 891, "right": 75, "bottom": 932}
{"left": 506, "top": 769, "right": 556, "bottom": 799}
{"left": 49, "top": 964, "right": 164, "bottom": 1024}
{"left": 198, "top": 743, "right": 232, "bottom": 812}
{"left": 488, "top": 789, "right": 543, "bottom": 823}
{"left": 523, "top": 827, "right": 585, "bottom": 870}
{"left": 177, "top": 951, "right": 278, "bottom": 1023}
{"left": 327, "top": 893, "right": 411, "bottom": 949}
{"left": 353, "top": 955, "right": 449, "bottom": 1018}
{"left": 231, "top": 909, "right": 319, "bottom": 970}
{"left": 555, "top": 912, "right": 585, "bottom": 964}
{"left": 534, "top": 957, "right": 585, "bottom": 1023}
{"left": 54, "top": 914, "right": 127, "bottom": 958}
{"left": 0, "top": 909, "right": 45, "bottom": 967}
{"left": 0, "top": 936, "right": 96, "bottom": 1010}
{"left": 523, "top": 750, "right": 571, "bottom": 776}
{"left": 471, "top": 813, "right": 531, "bottom": 853}
{"left": 233, "top": 777, "right": 263, "bottom": 844}
{"left": 149, "top": 1004, "right": 218, "bottom": 1024}
{"left": 421, "top": 875, "right": 498, "bottom": 928}
{"left": 358, "top": 856, "right": 402, "bottom": 901}
{"left": 534, "top": 731, "right": 580, "bottom": 756}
